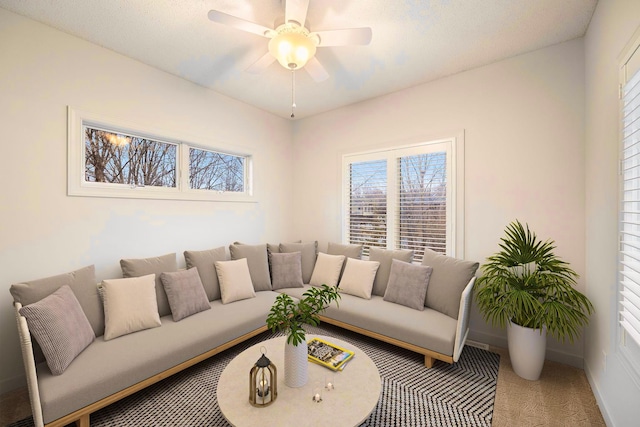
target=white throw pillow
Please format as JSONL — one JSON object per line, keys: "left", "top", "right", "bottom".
{"left": 101, "top": 274, "right": 162, "bottom": 341}
{"left": 309, "top": 252, "right": 346, "bottom": 288}
{"left": 338, "top": 258, "right": 381, "bottom": 299}
{"left": 215, "top": 258, "right": 257, "bottom": 304}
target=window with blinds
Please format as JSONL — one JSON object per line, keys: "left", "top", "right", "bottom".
{"left": 343, "top": 139, "right": 456, "bottom": 262}
{"left": 620, "top": 54, "right": 640, "bottom": 347}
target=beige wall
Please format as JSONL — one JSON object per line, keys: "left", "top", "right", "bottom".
{"left": 0, "top": 9, "right": 293, "bottom": 393}
{"left": 585, "top": 0, "right": 640, "bottom": 425}
{"left": 292, "top": 38, "right": 587, "bottom": 366}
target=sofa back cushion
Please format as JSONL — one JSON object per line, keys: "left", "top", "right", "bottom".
{"left": 229, "top": 243, "right": 272, "bottom": 291}
{"left": 120, "top": 253, "right": 177, "bottom": 317}
{"left": 421, "top": 248, "right": 479, "bottom": 318}
{"left": 10, "top": 265, "right": 104, "bottom": 338}
{"left": 184, "top": 247, "right": 228, "bottom": 301}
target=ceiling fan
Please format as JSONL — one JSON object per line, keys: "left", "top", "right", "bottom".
{"left": 207, "top": 0, "right": 372, "bottom": 83}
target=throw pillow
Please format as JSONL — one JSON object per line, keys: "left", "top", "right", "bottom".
{"left": 421, "top": 248, "right": 479, "bottom": 318}
{"left": 369, "top": 248, "right": 415, "bottom": 297}
{"left": 215, "top": 258, "right": 257, "bottom": 304}
{"left": 338, "top": 258, "right": 380, "bottom": 299}
{"left": 19, "top": 285, "right": 95, "bottom": 375}
{"left": 160, "top": 268, "right": 211, "bottom": 322}
{"left": 309, "top": 252, "right": 345, "bottom": 288}
{"left": 279, "top": 241, "right": 318, "bottom": 284}
{"left": 100, "top": 274, "right": 162, "bottom": 341}
{"left": 120, "top": 253, "right": 177, "bottom": 317}
{"left": 383, "top": 260, "right": 433, "bottom": 311}
{"left": 270, "top": 252, "right": 304, "bottom": 290}
{"left": 229, "top": 243, "right": 272, "bottom": 291}
{"left": 184, "top": 246, "right": 228, "bottom": 301}
{"left": 10, "top": 265, "right": 104, "bottom": 338}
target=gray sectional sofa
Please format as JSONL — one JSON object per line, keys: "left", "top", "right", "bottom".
{"left": 10, "top": 241, "right": 478, "bottom": 427}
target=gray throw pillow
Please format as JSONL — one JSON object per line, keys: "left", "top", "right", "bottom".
{"left": 184, "top": 247, "right": 228, "bottom": 301}
{"left": 383, "top": 260, "right": 433, "bottom": 311}
{"left": 19, "top": 285, "right": 95, "bottom": 375}
{"left": 270, "top": 252, "right": 304, "bottom": 290}
{"left": 279, "top": 241, "right": 318, "bottom": 284}
{"left": 160, "top": 268, "right": 211, "bottom": 321}
{"left": 369, "top": 248, "right": 414, "bottom": 297}
{"left": 120, "top": 253, "right": 177, "bottom": 317}
{"left": 421, "top": 248, "right": 479, "bottom": 318}
{"left": 229, "top": 243, "right": 272, "bottom": 291}
{"left": 10, "top": 265, "right": 104, "bottom": 339}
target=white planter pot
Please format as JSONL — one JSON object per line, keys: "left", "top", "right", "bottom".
{"left": 507, "top": 322, "right": 547, "bottom": 381}
{"left": 284, "top": 341, "right": 308, "bottom": 388}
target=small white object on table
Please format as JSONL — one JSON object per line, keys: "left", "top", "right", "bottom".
{"left": 217, "top": 335, "right": 381, "bottom": 427}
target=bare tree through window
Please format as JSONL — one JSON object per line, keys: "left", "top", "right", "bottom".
{"left": 189, "top": 148, "right": 245, "bottom": 192}
{"left": 84, "top": 127, "right": 176, "bottom": 188}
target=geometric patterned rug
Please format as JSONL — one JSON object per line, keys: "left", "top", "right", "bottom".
{"left": 10, "top": 323, "right": 499, "bottom": 427}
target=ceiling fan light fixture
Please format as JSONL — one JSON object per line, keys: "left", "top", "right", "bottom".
{"left": 268, "top": 23, "right": 317, "bottom": 70}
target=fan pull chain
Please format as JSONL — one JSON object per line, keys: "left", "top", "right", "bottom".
{"left": 291, "top": 70, "right": 296, "bottom": 118}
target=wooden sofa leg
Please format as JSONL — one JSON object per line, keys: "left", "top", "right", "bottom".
{"left": 424, "top": 355, "right": 435, "bottom": 368}
{"left": 75, "top": 414, "right": 90, "bottom": 427}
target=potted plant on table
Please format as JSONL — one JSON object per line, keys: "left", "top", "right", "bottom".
{"left": 474, "top": 220, "right": 594, "bottom": 380}
{"left": 266, "top": 284, "right": 340, "bottom": 387}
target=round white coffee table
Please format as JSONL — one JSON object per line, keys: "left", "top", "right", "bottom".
{"left": 217, "top": 335, "right": 381, "bottom": 427}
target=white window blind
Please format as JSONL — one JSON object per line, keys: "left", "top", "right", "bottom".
{"left": 397, "top": 153, "right": 447, "bottom": 260}
{"left": 620, "top": 63, "right": 640, "bottom": 346}
{"left": 344, "top": 139, "right": 457, "bottom": 262}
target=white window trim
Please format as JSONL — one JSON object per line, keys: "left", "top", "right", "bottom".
{"left": 341, "top": 131, "right": 465, "bottom": 259}
{"left": 67, "top": 106, "right": 255, "bottom": 203}
{"left": 616, "top": 26, "right": 640, "bottom": 386}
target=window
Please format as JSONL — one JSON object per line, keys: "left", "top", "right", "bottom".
{"left": 343, "top": 135, "right": 464, "bottom": 262}
{"left": 68, "top": 108, "right": 253, "bottom": 202}
{"left": 618, "top": 31, "right": 640, "bottom": 380}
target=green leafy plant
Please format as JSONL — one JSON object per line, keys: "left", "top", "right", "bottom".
{"left": 266, "top": 284, "right": 341, "bottom": 346}
{"left": 474, "top": 220, "right": 594, "bottom": 343}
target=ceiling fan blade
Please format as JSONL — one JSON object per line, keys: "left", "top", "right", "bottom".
{"left": 313, "top": 27, "right": 373, "bottom": 47}
{"left": 208, "top": 10, "right": 273, "bottom": 38}
{"left": 246, "top": 52, "right": 276, "bottom": 74}
{"left": 305, "top": 57, "right": 329, "bottom": 82}
{"left": 285, "top": 0, "right": 310, "bottom": 27}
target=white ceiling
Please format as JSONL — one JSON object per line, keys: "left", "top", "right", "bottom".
{"left": 0, "top": 0, "right": 597, "bottom": 119}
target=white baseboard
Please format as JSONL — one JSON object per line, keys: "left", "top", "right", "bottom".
{"left": 584, "top": 363, "right": 613, "bottom": 426}
{"left": 468, "top": 330, "right": 584, "bottom": 369}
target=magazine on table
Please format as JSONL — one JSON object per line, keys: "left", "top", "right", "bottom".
{"left": 307, "top": 337, "right": 355, "bottom": 371}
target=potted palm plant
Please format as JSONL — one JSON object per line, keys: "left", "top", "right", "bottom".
{"left": 474, "top": 220, "right": 594, "bottom": 380}
{"left": 266, "top": 284, "right": 340, "bottom": 387}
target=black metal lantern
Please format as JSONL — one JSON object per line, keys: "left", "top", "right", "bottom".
{"left": 249, "top": 346, "right": 277, "bottom": 407}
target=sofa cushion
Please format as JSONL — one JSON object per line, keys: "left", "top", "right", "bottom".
{"left": 215, "top": 258, "right": 257, "bottom": 304}
{"left": 309, "top": 252, "right": 345, "bottom": 288}
{"left": 160, "top": 268, "right": 211, "bottom": 321}
{"left": 100, "top": 275, "right": 162, "bottom": 341}
{"left": 279, "top": 241, "right": 318, "bottom": 284}
{"left": 19, "top": 285, "right": 95, "bottom": 375}
{"left": 338, "top": 258, "right": 380, "bottom": 299}
{"left": 183, "top": 247, "right": 228, "bottom": 301}
{"left": 383, "top": 260, "right": 433, "bottom": 311}
{"left": 10, "top": 265, "right": 104, "bottom": 338}
{"left": 270, "top": 252, "right": 304, "bottom": 290}
{"left": 421, "top": 249, "right": 479, "bottom": 318}
{"left": 229, "top": 243, "right": 272, "bottom": 291}
{"left": 369, "top": 248, "right": 414, "bottom": 297}
{"left": 120, "top": 253, "right": 177, "bottom": 317}
{"left": 327, "top": 242, "right": 363, "bottom": 279}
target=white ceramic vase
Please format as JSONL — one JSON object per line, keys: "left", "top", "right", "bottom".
{"left": 284, "top": 340, "right": 308, "bottom": 388}
{"left": 507, "top": 322, "right": 547, "bottom": 381}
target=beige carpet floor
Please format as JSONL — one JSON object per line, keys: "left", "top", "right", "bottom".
{"left": 0, "top": 346, "right": 606, "bottom": 426}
